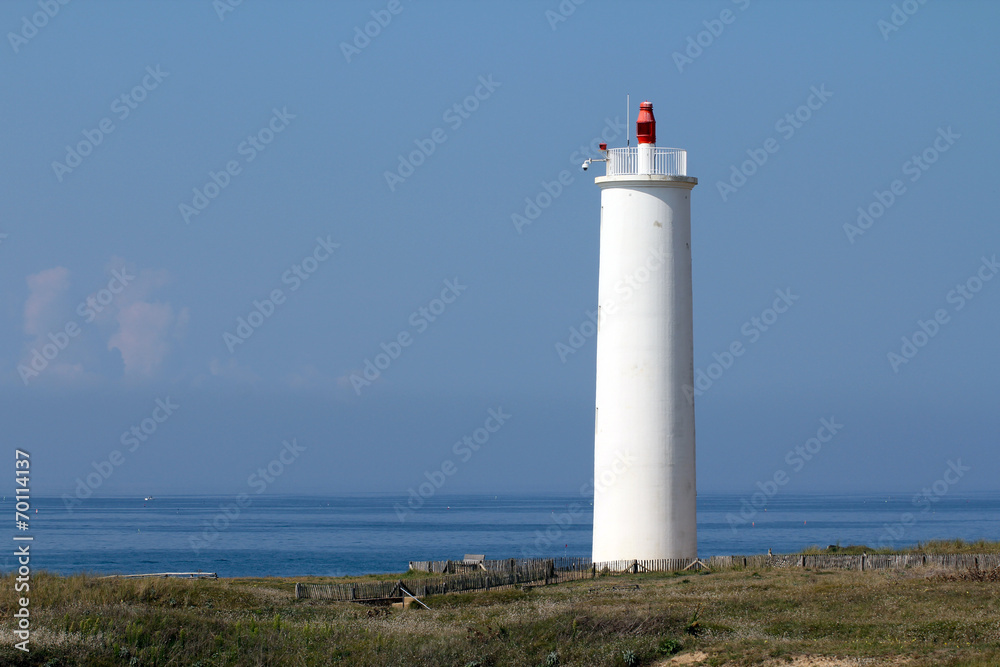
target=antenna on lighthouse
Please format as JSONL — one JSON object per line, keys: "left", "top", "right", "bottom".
{"left": 626, "top": 94, "right": 630, "bottom": 147}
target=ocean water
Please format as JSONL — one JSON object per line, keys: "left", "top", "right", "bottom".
{"left": 7, "top": 492, "right": 999, "bottom": 577}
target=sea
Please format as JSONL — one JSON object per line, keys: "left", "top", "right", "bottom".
{"left": 7, "top": 492, "right": 1000, "bottom": 578}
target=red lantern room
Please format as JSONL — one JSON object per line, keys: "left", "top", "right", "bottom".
{"left": 636, "top": 101, "right": 656, "bottom": 145}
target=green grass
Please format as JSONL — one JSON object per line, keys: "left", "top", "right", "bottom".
{"left": 2, "top": 564, "right": 999, "bottom": 666}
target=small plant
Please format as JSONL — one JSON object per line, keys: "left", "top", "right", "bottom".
{"left": 657, "top": 637, "right": 683, "bottom": 655}
{"left": 621, "top": 648, "right": 639, "bottom": 666}
{"left": 685, "top": 605, "right": 702, "bottom": 636}
{"left": 543, "top": 650, "right": 560, "bottom": 666}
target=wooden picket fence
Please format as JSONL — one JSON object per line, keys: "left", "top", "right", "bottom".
{"left": 295, "top": 553, "right": 1000, "bottom": 603}
{"left": 407, "top": 557, "right": 592, "bottom": 575}
{"left": 593, "top": 558, "right": 702, "bottom": 573}
{"left": 706, "top": 553, "right": 1000, "bottom": 572}
{"left": 296, "top": 559, "right": 571, "bottom": 602}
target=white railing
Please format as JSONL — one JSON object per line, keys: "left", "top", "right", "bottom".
{"left": 605, "top": 147, "right": 687, "bottom": 176}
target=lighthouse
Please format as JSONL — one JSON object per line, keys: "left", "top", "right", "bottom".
{"left": 589, "top": 101, "right": 698, "bottom": 562}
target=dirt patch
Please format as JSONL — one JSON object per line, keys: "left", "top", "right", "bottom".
{"left": 760, "top": 656, "right": 909, "bottom": 666}
{"left": 657, "top": 651, "right": 709, "bottom": 665}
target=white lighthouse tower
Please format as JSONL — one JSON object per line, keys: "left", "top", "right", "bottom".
{"left": 590, "top": 101, "right": 698, "bottom": 563}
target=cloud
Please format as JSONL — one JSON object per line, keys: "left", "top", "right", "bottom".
{"left": 98, "top": 264, "right": 186, "bottom": 380}
{"left": 13, "top": 262, "right": 188, "bottom": 387}
{"left": 115, "top": 264, "right": 170, "bottom": 307}
{"left": 108, "top": 301, "right": 183, "bottom": 377}
{"left": 24, "top": 267, "right": 70, "bottom": 335}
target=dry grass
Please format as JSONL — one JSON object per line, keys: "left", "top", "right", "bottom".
{"left": 1, "top": 566, "right": 999, "bottom": 666}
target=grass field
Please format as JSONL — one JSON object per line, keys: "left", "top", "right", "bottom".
{"left": 2, "top": 552, "right": 999, "bottom": 666}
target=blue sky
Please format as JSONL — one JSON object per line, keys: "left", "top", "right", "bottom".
{"left": 2, "top": 0, "right": 998, "bottom": 500}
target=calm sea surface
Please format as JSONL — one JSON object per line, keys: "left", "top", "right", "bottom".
{"left": 8, "top": 492, "right": 1000, "bottom": 577}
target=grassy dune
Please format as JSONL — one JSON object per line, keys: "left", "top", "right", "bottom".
{"left": 2, "top": 558, "right": 1000, "bottom": 666}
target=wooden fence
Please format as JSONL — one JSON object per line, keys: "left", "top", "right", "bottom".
{"left": 407, "top": 553, "right": 1000, "bottom": 577}
{"left": 593, "top": 558, "right": 702, "bottom": 573}
{"left": 297, "top": 553, "right": 1000, "bottom": 603}
{"left": 407, "top": 557, "right": 592, "bottom": 575}
{"left": 296, "top": 560, "right": 574, "bottom": 602}
{"left": 576, "top": 554, "right": 1000, "bottom": 573}
{"left": 410, "top": 553, "right": 1000, "bottom": 577}
{"left": 706, "top": 553, "right": 1000, "bottom": 572}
